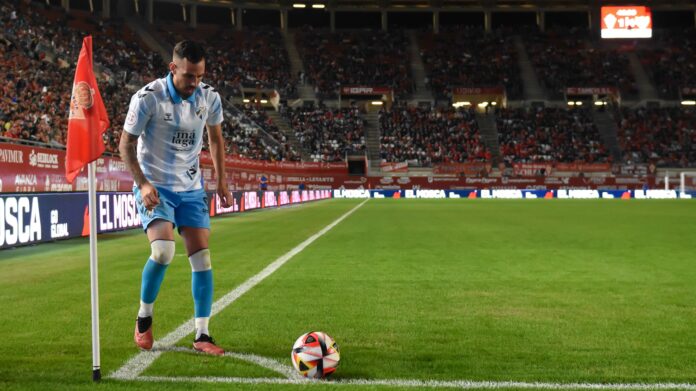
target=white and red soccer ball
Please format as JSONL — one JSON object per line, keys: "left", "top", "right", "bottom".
{"left": 291, "top": 331, "right": 340, "bottom": 379}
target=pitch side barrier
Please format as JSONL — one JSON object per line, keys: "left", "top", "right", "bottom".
{"left": 0, "top": 190, "right": 331, "bottom": 250}
{"left": 334, "top": 189, "right": 696, "bottom": 199}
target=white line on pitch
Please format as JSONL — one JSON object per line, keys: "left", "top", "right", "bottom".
{"left": 166, "top": 346, "right": 305, "bottom": 381}
{"left": 109, "top": 199, "right": 369, "bottom": 380}
{"left": 132, "top": 376, "right": 696, "bottom": 390}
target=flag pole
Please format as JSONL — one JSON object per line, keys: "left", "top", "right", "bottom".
{"left": 88, "top": 161, "right": 101, "bottom": 381}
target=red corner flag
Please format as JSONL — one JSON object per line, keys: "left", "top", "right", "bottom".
{"left": 65, "top": 36, "right": 110, "bottom": 183}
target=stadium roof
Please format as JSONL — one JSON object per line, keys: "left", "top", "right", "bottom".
{"left": 163, "top": 0, "right": 696, "bottom": 11}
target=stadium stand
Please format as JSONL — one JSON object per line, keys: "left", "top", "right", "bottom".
{"left": 419, "top": 27, "right": 522, "bottom": 100}
{"left": 0, "top": 2, "right": 161, "bottom": 153}
{"left": 155, "top": 24, "right": 298, "bottom": 99}
{"left": 524, "top": 28, "right": 637, "bottom": 99}
{"left": 496, "top": 107, "right": 610, "bottom": 164}
{"left": 639, "top": 29, "right": 696, "bottom": 99}
{"left": 235, "top": 103, "right": 301, "bottom": 161}
{"left": 282, "top": 105, "right": 366, "bottom": 162}
{"left": 379, "top": 105, "right": 489, "bottom": 166}
{"left": 295, "top": 28, "right": 414, "bottom": 100}
{"left": 616, "top": 106, "right": 696, "bottom": 167}
{"left": 0, "top": 3, "right": 304, "bottom": 162}
{"left": 3, "top": 1, "right": 696, "bottom": 170}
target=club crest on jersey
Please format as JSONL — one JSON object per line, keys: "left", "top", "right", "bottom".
{"left": 195, "top": 106, "right": 207, "bottom": 119}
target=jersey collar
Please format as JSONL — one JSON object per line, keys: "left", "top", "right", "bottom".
{"left": 166, "top": 73, "right": 196, "bottom": 104}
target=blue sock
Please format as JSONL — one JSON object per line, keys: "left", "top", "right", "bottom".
{"left": 140, "top": 259, "right": 168, "bottom": 305}
{"left": 192, "top": 270, "right": 213, "bottom": 318}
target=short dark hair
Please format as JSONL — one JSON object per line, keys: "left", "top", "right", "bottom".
{"left": 173, "top": 40, "right": 206, "bottom": 63}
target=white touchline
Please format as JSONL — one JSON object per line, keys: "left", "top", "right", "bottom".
{"left": 132, "top": 375, "right": 696, "bottom": 390}
{"left": 111, "top": 198, "right": 696, "bottom": 390}
{"left": 120, "top": 348, "right": 696, "bottom": 390}
{"left": 109, "top": 199, "right": 368, "bottom": 381}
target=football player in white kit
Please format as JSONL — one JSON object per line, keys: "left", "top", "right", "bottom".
{"left": 119, "top": 41, "right": 232, "bottom": 355}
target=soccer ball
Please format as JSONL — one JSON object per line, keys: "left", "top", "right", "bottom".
{"left": 291, "top": 331, "right": 340, "bottom": 379}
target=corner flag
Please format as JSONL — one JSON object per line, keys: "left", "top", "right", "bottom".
{"left": 66, "top": 36, "right": 109, "bottom": 183}
{"left": 65, "top": 36, "right": 109, "bottom": 382}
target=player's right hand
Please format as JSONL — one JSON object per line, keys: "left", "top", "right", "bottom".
{"left": 140, "top": 182, "right": 160, "bottom": 210}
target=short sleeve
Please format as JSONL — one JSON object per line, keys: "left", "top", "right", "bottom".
{"left": 206, "top": 92, "right": 223, "bottom": 126}
{"left": 123, "top": 91, "right": 154, "bottom": 136}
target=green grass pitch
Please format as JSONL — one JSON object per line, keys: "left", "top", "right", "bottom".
{"left": 1, "top": 199, "right": 696, "bottom": 390}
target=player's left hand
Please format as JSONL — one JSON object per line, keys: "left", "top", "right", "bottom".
{"left": 218, "top": 186, "right": 233, "bottom": 208}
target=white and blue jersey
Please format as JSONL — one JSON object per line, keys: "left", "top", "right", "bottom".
{"left": 124, "top": 73, "right": 223, "bottom": 192}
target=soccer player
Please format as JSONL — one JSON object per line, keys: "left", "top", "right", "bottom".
{"left": 118, "top": 41, "right": 232, "bottom": 356}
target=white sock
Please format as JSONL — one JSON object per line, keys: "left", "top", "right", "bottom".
{"left": 138, "top": 301, "right": 153, "bottom": 318}
{"left": 195, "top": 317, "right": 210, "bottom": 339}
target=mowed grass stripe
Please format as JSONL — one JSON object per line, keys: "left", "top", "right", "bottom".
{"left": 0, "top": 199, "right": 361, "bottom": 390}
{"left": 212, "top": 199, "right": 696, "bottom": 384}
{"left": 110, "top": 199, "right": 368, "bottom": 379}
{"left": 3, "top": 199, "right": 696, "bottom": 391}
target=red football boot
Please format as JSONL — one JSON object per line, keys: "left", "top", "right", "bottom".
{"left": 134, "top": 317, "right": 153, "bottom": 350}
{"left": 193, "top": 334, "right": 224, "bottom": 356}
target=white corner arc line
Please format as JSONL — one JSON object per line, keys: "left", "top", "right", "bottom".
{"left": 165, "top": 346, "right": 305, "bottom": 381}
{"left": 109, "top": 199, "right": 369, "bottom": 380}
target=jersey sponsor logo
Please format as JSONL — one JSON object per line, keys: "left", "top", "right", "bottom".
{"left": 172, "top": 131, "right": 197, "bottom": 151}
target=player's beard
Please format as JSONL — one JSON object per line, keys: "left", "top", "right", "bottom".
{"left": 179, "top": 86, "right": 196, "bottom": 99}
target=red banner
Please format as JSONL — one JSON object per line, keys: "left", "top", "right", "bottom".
{"left": 566, "top": 87, "right": 619, "bottom": 96}
{"left": 433, "top": 162, "right": 490, "bottom": 175}
{"left": 200, "top": 152, "right": 347, "bottom": 175}
{"left": 555, "top": 163, "right": 612, "bottom": 172}
{"left": 0, "top": 143, "right": 132, "bottom": 193}
{"left": 356, "top": 176, "right": 654, "bottom": 191}
{"left": 513, "top": 163, "right": 554, "bottom": 176}
{"left": 380, "top": 162, "right": 408, "bottom": 173}
{"left": 0, "top": 143, "right": 350, "bottom": 193}
{"left": 340, "top": 86, "right": 392, "bottom": 95}
{"left": 452, "top": 87, "right": 505, "bottom": 95}
{"left": 0, "top": 142, "right": 655, "bottom": 194}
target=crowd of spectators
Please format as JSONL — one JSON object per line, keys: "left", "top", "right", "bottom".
{"left": 0, "top": 2, "right": 161, "bottom": 153}
{"left": 295, "top": 28, "right": 413, "bottom": 100}
{"left": 496, "top": 107, "right": 609, "bottom": 164}
{"left": 379, "top": 105, "right": 489, "bottom": 166}
{"left": 616, "top": 107, "right": 696, "bottom": 167}
{"left": 282, "top": 105, "right": 365, "bottom": 162}
{"left": 525, "top": 28, "right": 636, "bottom": 99}
{"left": 157, "top": 24, "right": 297, "bottom": 99}
{"left": 419, "top": 27, "right": 522, "bottom": 100}
{"left": 0, "top": 3, "right": 302, "bottom": 162}
{"left": 235, "top": 103, "right": 300, "bottom": 161}
{"left": 639, "top": 29, "right": 696, "bottom": 99}
{"left": 213, "top": 106, "right": 299, "bottom": 162}
{"left": 4, "top": 1, "right": 696, "bottom": 169}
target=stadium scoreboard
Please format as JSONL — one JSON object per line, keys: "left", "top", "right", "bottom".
{"left": 601, "top": 6, "right": 652, "bottom": 39}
